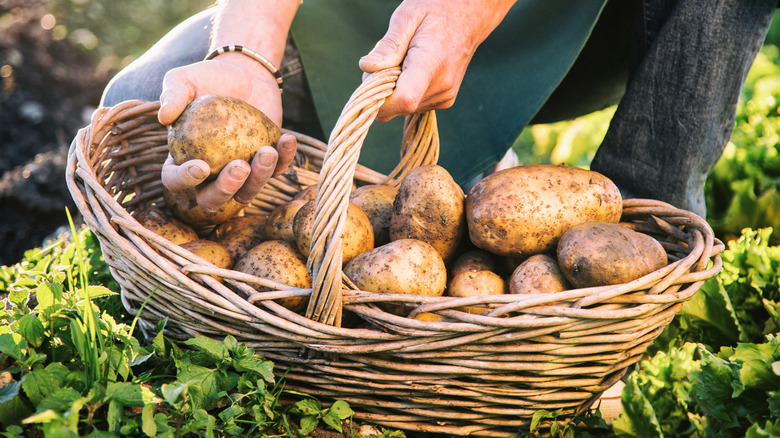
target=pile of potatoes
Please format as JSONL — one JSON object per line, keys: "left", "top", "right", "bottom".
{"left": 135, "top": 95, "right": 670, "bottom": 320}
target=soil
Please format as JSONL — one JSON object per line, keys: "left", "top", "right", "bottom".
{"left": 0, "top": 0, "right": 113, "bottom": 266}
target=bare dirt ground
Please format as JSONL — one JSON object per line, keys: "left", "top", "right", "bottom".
{"left": 0, "top": 0, "right": 112, "bottom": 265}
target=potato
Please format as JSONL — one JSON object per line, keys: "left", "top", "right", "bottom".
{"left": 293, "top": 200, "right": 374, "bottom": 265}
{"left": 168, "top": 94, "right": 281, "bottom": 178}
{"left": 132, "top": 205, "right": 198, "bottom": 245}
{"left": 180, "top": 239, "right": 233, "bottom": 270}
{"left": 292, "top": 185, "right": 318, "bottom": 202}
{"left": 350, "top": 184, "right": 398, "bottom": 246}
{"left": 449, "top": 250, "right": 497, "bottom": 280}
{"left": 448, "top": 270, "right": 506, "bottom": 314}
{"left": 262, "top": 198, "right": 308, "bottom": 241}
{"left": 163, "top": 186, "right": 244, "bottom": 230}
{"left": 557, "top": 221, "right": 668, "bottom": 288}
{"left": 344, "top": 239, "right": 447, "bottom": 297}
{"left": 390, "top": 165, "right": 466, "bottom": 261}
{"left": 234, "top": 240, "right": 312, "bottom": 313}
{"left": 466, "top": 164, "right": 622, "bottom": 258}
{"left": 509, "top": 254, "right": 570, "bottom": 294}
{"left": 208, "top": 214, "right": 266, "bottom": 261}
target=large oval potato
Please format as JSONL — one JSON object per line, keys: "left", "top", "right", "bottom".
{"left": 344, "top": 239, "right": 447, "bottom": 297}
{"left": 557, "top": 221, "right": 668, "bottom": 288}
{"left": 163, "top": 186, "right": 244, "bottom": 230}
{"left": 466, "top": 164, "right": 622, "bottom": 257}
{"left": 350, "top": 184, "right": 398, "bottom": 247}
{"left": 509, "top": 254, "right": 570, "bottom": 294}
{"left": 168, "top": 94, "right": 281, "bottom": 178}
{"left": 293, "top": 200, "right": 374, "bottom": 265}
{"left": 132, "top": 205, "right": 199, "bottom": 245}
{"left": 390, "top": 165, "right": 466, "bottom": 262}
{"left": 234, "top": 240, "right": 312, "bottom": 313}
{"left": 208, "top": 214, "right": 267, "bottom": 262}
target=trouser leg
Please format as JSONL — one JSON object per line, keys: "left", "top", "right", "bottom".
{"left": 100, "top": 8, "right": 323, "bottom": 139}
{"left": 590, "top": 0, "right": 775, "bottom": 218}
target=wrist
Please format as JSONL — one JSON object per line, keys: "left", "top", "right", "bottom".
{"left": 204, "top": 46, "right": 284, "bottom": 93}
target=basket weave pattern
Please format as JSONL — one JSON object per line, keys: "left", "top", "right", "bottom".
{"left": 66, "top": 68, "right": 723, "bottom": 436}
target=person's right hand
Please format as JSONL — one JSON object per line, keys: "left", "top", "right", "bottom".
{"left": 157, "top": 53, "right": 297, "bottom": 212}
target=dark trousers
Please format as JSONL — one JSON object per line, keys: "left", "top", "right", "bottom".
{"left": 100, "top": 0, "right": 777, "bottom": 218}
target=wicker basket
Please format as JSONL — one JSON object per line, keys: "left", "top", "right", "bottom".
{"left": 66, "top": 68, "right": 723, "bottom": 436}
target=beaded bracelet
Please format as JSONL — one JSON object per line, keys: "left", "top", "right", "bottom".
{"left": 204, "top": 45, "right": 284, "bottom": 93}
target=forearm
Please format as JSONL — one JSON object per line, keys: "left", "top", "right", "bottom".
{"left": 210, "top": 0, "right": 301, "bottom": 67}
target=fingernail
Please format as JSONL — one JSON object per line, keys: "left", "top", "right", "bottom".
{"left": 259, "top": 153, "right": 276, "bottom": 167}
{"left": 187, "top": 166, "right": 207, "bottom": 180}
{"left": 229, "top": 166, "right": 249, "bottom": 180}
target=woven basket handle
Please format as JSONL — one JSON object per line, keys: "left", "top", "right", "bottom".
{"left": 304, "top": 67, "right": 440, "bottom": 326}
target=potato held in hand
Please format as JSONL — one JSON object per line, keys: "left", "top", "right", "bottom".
{"left": 557, "top": 221, "right": 668, "bottom": 288}
{"left": 168, "top": 94, "right": 282, "bottom": 177}
{"left": 466, "top": 164, "right": 622, "bottom": 258}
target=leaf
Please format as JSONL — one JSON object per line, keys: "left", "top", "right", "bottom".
{"left": 295, "top": 398, "right": 322, "bottom": 416}
{"left": 17, "top": 313, "right": 45, "bottom": 348}
{"left": 161, "top": 380, "right": 196, "bottom": 405}
{"left": 78, "top": 285, "right": 116, "bottom": 300}
{"left": 299, "top": 415, "right": 318, "bottom": 435}
{"left": 611, "top": 378, "right": 665, "bottom": 438}
{"left": 106, "top": 382, "right": 155, "bottom": 407}
{"left": 36, "top": 283, "right": 56, "bottom": 313}
{"left": 322, "top": 411, "right": 343, "bottom": 432}
{"left": 0, "top": 377, "right": 22, "bottom": 404}
{"left": 185, "top": 337, "right": 228, "bottom": 363}
{"left": 37, "top": 387, "right": 81, "bottom": 411}
{"left": 141, "top": 403, "right": 157, "bottom": 437}
{"left": 107, "top": 399, "right": 122, "bottom": 435}
{"left": 328, "top": 400, "right": 353, "bottom": 420}
{"left": 233, "top": 356, "right": 275, "bottom": 384}
{"left": 8, "top": 289, "right": 29, "bottom": 309}
{"left": 21, "top": 367, "right": 57, "bottom": 406}
{"left": 0, "top": 332, "right": 25, "bottom": 361}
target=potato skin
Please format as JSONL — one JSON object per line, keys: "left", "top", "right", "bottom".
{"left": 262, "top": 199, "right": 308, "bottom": 242}
{"left": 293, "top": 200, "right": 374, "bottom": 265}
{"left": 180, "top": 239, "right": 234, "bottom": 270}
{"left": 447, "top": 270, "right": 506, "bottom": 314}
{"left": 466, "top": 164, "right": 622, "bottom": 257}
{"left": 133, "top": 205, "right": 199, "bottom": 245}
{"left": 168, "top": 94, "right": 281, "bottom": 177}
{"left": 390, "top": 165, "right": 466, "bottom": 262}
{"left": 344, "top": 239, "right": 447, "bottom": 297}
{"left": 163, "top": 186, "right": 244, "bottom": 230}
{"left": 509, "top": 254, "right": 570, "bottom": 294}
{"left": 234, "top": 240, "right": 312, "bottom": 313}
{"left": 350, "top": 184, "right": 398, "bottom": 247}
{"left": 557, "top": 221, "right": 668, "bottom": 288}
{"left": 449, "top": 250, "right": 497, "bottom": 280}
{"left": 208, "top": 215, "right": 266, "bottom": 262}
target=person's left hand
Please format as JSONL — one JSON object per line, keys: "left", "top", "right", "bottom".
{"left": 358, "top": 0, "right": 517, "bottom": 122}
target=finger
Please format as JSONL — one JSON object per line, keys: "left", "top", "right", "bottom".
{"left": 359, "top": 8, "right": 420, "bottom": 73}
{"left": 376, "top": 51, "right": 435, "bottom": 121}
{"left": 161, "top": 154, "right": 210, "bottom": 192}
{"left": 272, "top": 133, "right": 297, "bottom": 177}
{"left": 195, "top": 160, "right": 250, "bottom": 212}
{"left": 158, "top": 68, "right": 196, "bottom": 125}
{"left": 234, "top": 146, "right": 278, "bottom": 204}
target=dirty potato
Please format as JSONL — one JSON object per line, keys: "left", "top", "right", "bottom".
{"left": 168, "top": 94, "right": 281, "bottom": 178}
{"left": 293, "top": 200, "right": 374, "bottom": 265}
{"left": 466, "top": 164, "right": 622, "bottom": 258}
{"left": 208, "top": 214, "right": 267, "bottom": 262}
{"left": 350, "top": 184, "right": 398, "bottom": 247}
{"left": 234, "top": 240, "right": 312, "bottom": 313}
{"left": 509, "top": 254, "right": 570, "bottom": 294}
{"left": 557, "top": 221, "right": 668, "bottom": 288}
{"left": 262, "top": 198, "right": 308, "bottom": 242}
{"left": 390, "top": 165, "right": 466, "bottom": 262}
{"left": 132, "top": 205, "right": 199, "bottom": 245}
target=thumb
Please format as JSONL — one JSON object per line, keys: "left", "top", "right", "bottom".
{"left": 359, "top": 13, "right": 417, "bottom": 73}
{"left": 158, "top": 71, "right": 195, "bottom": 126}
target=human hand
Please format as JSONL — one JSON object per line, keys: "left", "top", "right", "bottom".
{"left": 359, "top": 0, "right": 516, "bottom": 122}
{"left": 158, "top": 54, "right": 296, "bottom": 211}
